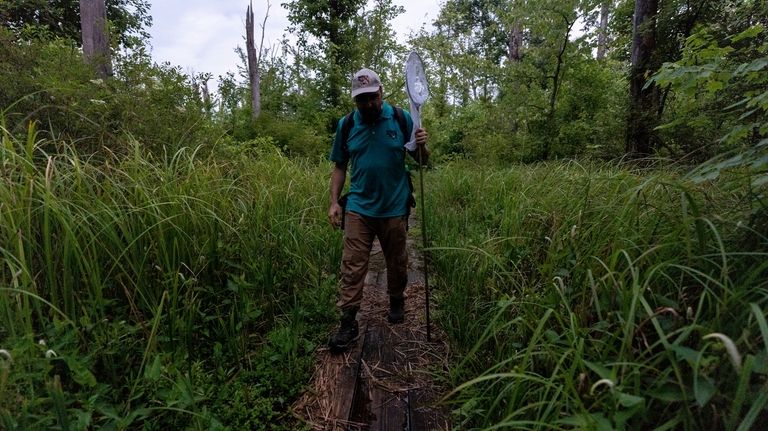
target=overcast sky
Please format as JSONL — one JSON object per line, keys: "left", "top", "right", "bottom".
{"left": 147, "top": 0, "right": 442, "bottom": 84}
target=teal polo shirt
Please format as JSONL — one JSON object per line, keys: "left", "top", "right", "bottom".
{"left": 330, "top": 102, "right": 414, "bottom": 218}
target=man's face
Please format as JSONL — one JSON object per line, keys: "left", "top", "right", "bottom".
{"left": 355, "top": 89, "right": 382, "bottom": 124}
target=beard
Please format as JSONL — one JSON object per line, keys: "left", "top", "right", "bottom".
{"left": 359, "top": 105, "right": 382, "bottom": 124}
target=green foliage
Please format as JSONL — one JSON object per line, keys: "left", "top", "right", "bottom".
{"left": 252, "top": 114, "right": 329, "bottom": 159}
{"left": 422, "top": 51, "right": 626, "bottom": 163}
{"left": 412, "top": 0, "right": 629, "bottom": 163}
{"left": 426, "top": 160, "right": 767, "bottom": 429}
{"left": 0, "top": 28, "right": 219, "bottom": 157}
{"left": 283, "top": 0, "right": 367, "bottom": 109}
{"left": 4, "top": 0, "right": 768, "bottom": 429}
{"left": 0, "top": 126, "right": 340, "bottom": 428}
{"left": 652, "top": 24, "right": 767, "bottom": 159}
{"left": 0, "top": 0, "right": 151, "bottom": 50}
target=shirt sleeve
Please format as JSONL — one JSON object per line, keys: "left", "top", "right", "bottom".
{"left": 329, "top": 116, "right": 349, "bottom": 164}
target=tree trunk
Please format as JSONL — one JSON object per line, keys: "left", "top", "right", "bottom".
{"left": 508, "top": 22, "right": 523, "bottom": 62}
{"left": 246, "top": 2, "right": 260, "bottom": 121}
{"left": 596, "top": 1, "right": 610, "bottom": 60}
{"left": 196, "top": 73, "right": 213, "bottom": 115}
{"left": 201, "top": 79, "right": 212, "bottom": 115}
{"left": 542, "top": 15, "right": 574, "bottom": 160}
{"left": 246, "top": 1, "right": 270, "bottom": 121}
{"left": 79, "top": 0, "right": 112, "bottom": 79}
{"left": 626, "top": 0, "right": 660, "bottom": 158}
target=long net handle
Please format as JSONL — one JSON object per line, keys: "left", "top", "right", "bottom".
{"left": 417, "top": 126, "right": 431, "bottom": 343}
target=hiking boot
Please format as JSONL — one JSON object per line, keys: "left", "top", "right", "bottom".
{"left": 388, "top": 296, "right": 405, "bottom": 324}
{"left": 328, "top": 311, "right": 359, "bottom": 353}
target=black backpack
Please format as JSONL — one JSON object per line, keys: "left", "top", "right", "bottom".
{"left": 337, "top": 106, "right": 416, "bottom": 229}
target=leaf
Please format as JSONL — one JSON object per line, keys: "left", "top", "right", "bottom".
{"left": 74, "top": 410, "right": 93, "bottom": 429}
{"left": 693, "top": 374, "right": 716, "bottom": 407}
{"left": 736, "top": 389, "right": 768, "bottom": 431}
{"left": 616, "top": 391, "right": 645, "bottom": 408}
{"left": 730, "top": 25, "right": 764, "bottom": 43}
{"left": 558, "top": 413, "right": 613, "bottom": 430}
{"left": 750, "top": 155, "right": 768, "bottom": 170}
{"left": 754, "top": 304, "right": 768, "bottom": 352}
{"left": 706, "top": 80, "right": 725, "bottom": 93}
{"left": 724, "top": 97, "right": 751, "bottom": 111}
{"left": 670, "top": 344, "right": 699, "bottom": 364}
{"left": 63, "top": 356, "right": 97, "bottom": 388}
{"left": 545, "top": 329, "right": 561, "bottom": 343}
{"left": 717, "top": 153, "right": 744, "bottom": 169}
{"left": 737, "top": 57, "right": 768, "bottom": 74}
{"left": 120, "top": 407, "right": 152, "bottom": 427}
{"left": 144, "top": 355, "right": 162, "bottom": 381}
{"left": 655, "top": 117, "right": 687, "bottom": 131}
{"left": 751, "top": 352, "right": 768, "bottom": 375}
{"left": 738, "top": 108, "right": 760, "bottom": 121}
{"left": 647, "top": 383, "right": 688, "bottom": 402}
{"left": 615, "top": 408, "right": 641, "bottom": 430}
{"left": 754, "top": 175, "right": 768, "bottom": 188}
{"left": 584, "top": 360, "right": 612, "bottom": 380}
{"left": 690, "top": 166, "right": 721, "bottom": 183}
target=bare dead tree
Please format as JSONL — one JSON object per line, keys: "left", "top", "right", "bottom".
{"left": 200, "top": 73, "right": 212, "bottom": 114}
{"left": 79, "top": 0, "right": 112, "bottom": 78}
{"left": 193, "top": 72, "right": 213, "bottom": 115}
{"left": 596, "top": 0, "right": 611, "bottom": 60}
{"left": 246, "top": 0, "right": 270, "bottom": 121}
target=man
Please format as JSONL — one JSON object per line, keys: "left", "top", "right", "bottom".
{"left": 327, "top": 67, "right": 429, "bottom": 353}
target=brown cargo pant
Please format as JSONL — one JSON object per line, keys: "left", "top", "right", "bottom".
{"left": 337, "top": 212, "right": 408, "bottom": 312}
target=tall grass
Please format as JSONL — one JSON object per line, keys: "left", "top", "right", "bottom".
{"left": 0, "top": 124, "right": 340, "bottom": 429}
{"left": 426, "top": 160, "right": 768, "bottom": 430}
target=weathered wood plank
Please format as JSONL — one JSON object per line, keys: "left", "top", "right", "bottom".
{"left": 408, "top": 388, "right": 450, "bottom": 431}
{"left": 332, "top": 323, "right": 367, "bottom": 427}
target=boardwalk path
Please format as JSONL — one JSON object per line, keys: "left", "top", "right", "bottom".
{"left": 293, "top": 218, "right": 451, "bottom": 430}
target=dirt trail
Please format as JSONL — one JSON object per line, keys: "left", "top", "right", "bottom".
{"left": 293, "top": 217, "right": 451, "bottom": 430}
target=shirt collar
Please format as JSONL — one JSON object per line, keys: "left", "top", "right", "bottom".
{"left": 380, "top": 102, "right": 393, "bottom": 119}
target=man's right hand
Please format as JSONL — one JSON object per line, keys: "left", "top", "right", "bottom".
{"left": 328, "top": 202, "right": 343, "bottom": 229}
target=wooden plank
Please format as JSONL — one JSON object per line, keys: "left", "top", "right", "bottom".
{"left": 350, "top": 320, "right": 414, "bottom": 431}
{"left": 331, "top": 322, "right": 367, "bottom": 427}
{"left": 370, "top": 323, "right": 406, "bottom": 431}
{"left": 407, "top": 388, "right": 450, "bottom": 430}
{"left": 349, "top": 324, "right": 380, "bottom": 424}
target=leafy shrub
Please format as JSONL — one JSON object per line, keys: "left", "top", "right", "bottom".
{"left": 252, "top": 113, "right": 329, "bottom": 159}
{"left": 651, "top": 24, "right": 768, "bottom": 160}
{"left": 0, "top": 27, "right": 220, "bottom": 157}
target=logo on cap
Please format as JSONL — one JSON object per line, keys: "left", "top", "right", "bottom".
{"left": 357, "top": 75, "right": 371, "bottom": 86}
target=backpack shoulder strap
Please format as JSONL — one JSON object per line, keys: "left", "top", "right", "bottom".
{"left": 342, "top": 107, "right": 409, "bottom": 150}
{"left": 340, "top": 111, "right": 355, "bottom": 153}
{"left": 392, "top": 106, "right": 410, "bottom": 145}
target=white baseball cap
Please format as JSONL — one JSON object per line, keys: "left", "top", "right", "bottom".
{"left": 351, "top": 68, "right": 383, "bottom": 98}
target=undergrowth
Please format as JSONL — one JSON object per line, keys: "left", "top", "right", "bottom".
{"left": 426, "top": 159, "right": 767, "bottom": 430}
{"left": 0, "top": 123, "right": 339, "bottom": 430}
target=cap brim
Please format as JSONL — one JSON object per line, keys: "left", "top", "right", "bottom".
{"left": 351, "top": 86, "right": 380, "bottom": 99}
